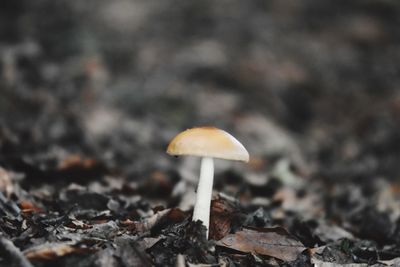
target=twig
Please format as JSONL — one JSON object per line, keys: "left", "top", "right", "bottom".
{"left": 0, "top": 235, "right": 34, "bottom": 267}
{"left": 51, "top": 204, "right": 77, "bottom": 233}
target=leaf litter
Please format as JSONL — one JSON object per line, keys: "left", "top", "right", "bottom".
{"left": 2, "top": 1, "right": 400, "bottom": 266}
{"left": 217, "top": 227, "right": 306, "bottom": 262}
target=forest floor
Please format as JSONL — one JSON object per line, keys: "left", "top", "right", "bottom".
{"left": 1, "top": 1, "right": 400, "bottom": 266}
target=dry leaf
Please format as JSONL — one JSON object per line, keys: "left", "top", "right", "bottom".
{"left": 19, "top": 200, "right": 44, "bottom": 213}
{"left": 0, "top": 167, "right": 13, "bottom": 197}
{"left": 126, "top": 209, "right": 170, "bottom": 232}
{"left": 58, "top": 155, "right": 97, "bottom": 170}
{"left": 216, "top": 227, "right": 306, "bottom": 262}
{"left": 209, "top": 198, "right": 237, "bottom": 240}
{"left": 24, "top": 242, "right": 90, "bottom": 261}
{"left": 124, "top": 208, "right": 187, "bottom": 233}
{"left": 66, "top": 220, "right": 93, "bottom": 230}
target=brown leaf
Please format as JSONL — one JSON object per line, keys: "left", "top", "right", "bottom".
{"left": 125, "top": 208, "right": 187, "bottom": 233}
{"left": 58, "top": 155, "right": 97, "bottom": 170}
{"left": 19, "top": 200, "right": 44, "bottom": 213}
{"left": 209, "top": 198, "right": 238, "bottom": 240}
{"left": 52, "top": 154, "right": 107, "bottom": 183}
{"left": 24, "top": 242, "right": 91, "bottom": 261}
{"left": 216, "top": 227, "right": 306, "bottom": 262}
{"left": 126, "top": 209, "right": 171, "bottom": 232}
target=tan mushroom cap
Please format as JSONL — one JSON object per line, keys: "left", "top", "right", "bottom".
{"left": 167, "top": 127, "right": 249, "bottom": 162}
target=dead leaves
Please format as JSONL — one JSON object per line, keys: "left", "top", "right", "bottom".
{"left": 57, "top": 155, "right": 98, "bottom": 170}
{"left": 217, "top": 227, "right": 306, "bottom": 262}
{"left": 19, "top": 200, "right": 44, "bottom": 213}
{"left": 124, "top": 208, "right": 172, "bottom": 233}
{"left": 123, "top": 208, "right": 188, "bottom": 233}
{"left": 209, "top": 197, "right": 238, "bottom": 240}
{"left": 24, "top": 242, "right": 91, "bottom": 261}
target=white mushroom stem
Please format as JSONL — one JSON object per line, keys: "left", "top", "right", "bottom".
{"left": 192, "top": 157, "right": 214, "bottom": 237}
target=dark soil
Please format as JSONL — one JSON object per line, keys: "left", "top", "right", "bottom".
{"left": 1, "top": 1, "right": 400, "bottom": 266}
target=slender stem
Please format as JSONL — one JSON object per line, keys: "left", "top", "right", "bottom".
{"left": 192, "top": 157, "right": 214, "bottom": 237}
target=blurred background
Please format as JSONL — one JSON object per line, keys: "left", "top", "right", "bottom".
{"left": 1, "top": 0, "right": 400, "bottom": 220}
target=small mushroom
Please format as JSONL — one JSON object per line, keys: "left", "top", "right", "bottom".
{"left": 167, "top": 127, "right": 249, "bottom": 237}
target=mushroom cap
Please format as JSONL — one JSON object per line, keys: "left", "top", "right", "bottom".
{"left": 167, "top": 127, "right": 249, "bottom": 162}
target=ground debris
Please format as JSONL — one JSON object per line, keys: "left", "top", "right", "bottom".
{"left": 1, "top": 0, "right": 400, "bottom": 266}
{"left": 216, "top": 227, "right": 306, "bottom": 262}
{"left": 209, "top": 197, "right": 240, "bottom": 240}
{"left": 23, "top": 241, "right": 92, "bottom": 261}
{"left": 149, "top": 220, "right": 216, "bottom": 266}
{"left": 311, "top": 238, "right": 400, "bottom": 266}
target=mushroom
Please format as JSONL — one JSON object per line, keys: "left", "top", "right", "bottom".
{"left": 167, "top": 127, "right": 249, "bottom": 237}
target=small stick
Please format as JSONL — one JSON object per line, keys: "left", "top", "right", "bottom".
{"left": 0, "top": 235, "right": 34, "bottom": 267}
{"left": 51, "top": 204, "right": 77, "bottom": 233}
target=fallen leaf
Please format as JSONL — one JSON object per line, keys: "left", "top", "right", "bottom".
{"left": 125, "top": 208, "right": 187, "bottom": 233}
{"left": 24, "top": 242, "right": 91, "bottom": 261}
{"left": 19, "top": 200, "right": 44, "bottom": 213}
{"left": 216, "top": 227, "right": 306, "bottom": 262}
{"left": 126, "top": 209, "right": 171, "bottom": 233}
{"left": 0, "top": 167, "right": 13, "bottom": 197}
{"left": 209, "top": 197, "right": 238, "bottom": 240}
{"left": 65, "top": 219, "right": 93, "bottom": 230}
{"left": 58, "top": 155, "right": 97, "bottom": 170}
